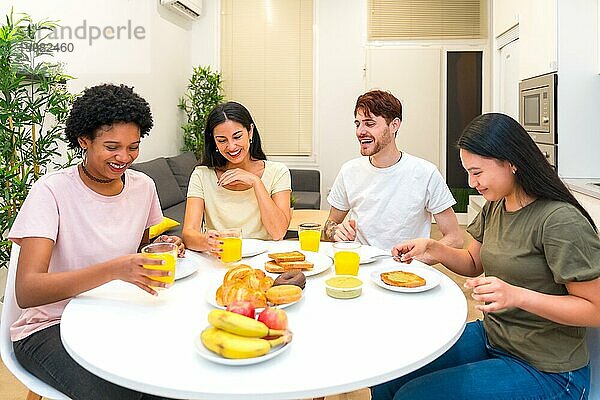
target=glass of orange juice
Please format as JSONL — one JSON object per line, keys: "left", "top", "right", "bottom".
{"left": 219, "top": 228, "right": 242, "bottom": 263}
{"left": 333, "top": 241, "right": 361, "bottom": 276}
{"left": 141, "top": 242, "right": 177, "bottom": 287}
{"left": 298, "top": 223, "right": 321, "bottom": 252}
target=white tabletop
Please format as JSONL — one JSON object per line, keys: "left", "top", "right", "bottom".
{"left": 61, "top": 241, "right": 467, "bottom": 400}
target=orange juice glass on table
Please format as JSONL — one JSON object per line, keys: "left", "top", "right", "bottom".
{"left": 219, "top": 227, "right": 242, "bottom": 263}
{"left": 141, "top": 242, "right": 177, "bottom": 287}
{"left": 298, "top": 223, "right": 321, "bottom": 252}
{"left": 333, "top": 241, "right": 361, "bottom": 276}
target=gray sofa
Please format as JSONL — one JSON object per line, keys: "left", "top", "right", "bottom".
{"left": 130, "top": 151, "right": 198, "bottom": 237}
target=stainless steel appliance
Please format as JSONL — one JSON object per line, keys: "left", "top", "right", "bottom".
{"left": 519, "top": 73, "right": 557, "bottom": 167}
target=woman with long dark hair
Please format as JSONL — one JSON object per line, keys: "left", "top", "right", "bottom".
{"left": 182, "top": 101, "right": 291, "bottom": 255}
{"left": 372, "top": 113, "right": 600, "bottom": 400}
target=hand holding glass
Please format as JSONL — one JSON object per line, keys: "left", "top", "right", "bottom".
{"left": 142, "top": 242, "right": 177, "bottom": 287}
{"left": 333, "top": 241, "right": 361, "bottom": 275}
{"left": 219, "top": 228, "right": 242, "bottom": 263}
{"left": 298, "top": 223, "right": 321, "bottom": 252}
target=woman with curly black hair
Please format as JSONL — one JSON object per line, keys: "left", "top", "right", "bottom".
{"left": 8, "top": 83, "right": 181, "bottom": 399}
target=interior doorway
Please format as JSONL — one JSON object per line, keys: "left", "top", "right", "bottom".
{"left": 446, "top": 51, "right": 483, "bottom": 213}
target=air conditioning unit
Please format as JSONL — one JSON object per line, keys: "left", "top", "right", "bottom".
{"left": 160, "top": 0, "right": 202, "bottom": 20}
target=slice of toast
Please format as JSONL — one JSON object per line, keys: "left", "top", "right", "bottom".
{"left": 277, "top": 260, "right": 314, "bottom": 271}
{"left": 380, "top": 270, "right": 426, "bottom": 288}
{"left": 264, "top": 260, "right": 314, "bottom": 273}
{"left": 265, "top": 261, "right": 285, "bottom": 273}
{"left": 267, "top": 251, "right": 305, "bottom": 263}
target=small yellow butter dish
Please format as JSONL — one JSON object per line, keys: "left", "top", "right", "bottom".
{"left": 325, "top": 275, "right": 363, "bottom": 299}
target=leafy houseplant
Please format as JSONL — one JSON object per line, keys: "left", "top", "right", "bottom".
{"left": 178, "top": 65, "right": 224, "bottom": 160}
{"left": 0, "top": 10, "right": 77, "bottom": 267}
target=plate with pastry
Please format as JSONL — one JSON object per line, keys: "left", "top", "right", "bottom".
{"left": 242, "top": 239, "right": 269, "bottom": 258}
{"left": 248, "top": 250, "right": 333, "bottom": 277}
{"left": 206, "top": 264, "right": 303, "bottom": 311}
{"left": 370, "top": 265, "right": 441, "bottom": 293}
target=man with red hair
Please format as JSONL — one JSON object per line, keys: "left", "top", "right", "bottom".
{"left": 324, "top": 90, "right": 462, "bottom": 263}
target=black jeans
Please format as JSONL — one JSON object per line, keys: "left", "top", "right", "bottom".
{"left": 13, "top": 324, "right": 172, "bottom": 400}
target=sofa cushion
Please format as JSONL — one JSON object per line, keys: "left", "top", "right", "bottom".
{"left": 162, "top": 202, "right": 187, "bottom": 237}
{"left": 166, "top": 151, "right": 197, "bottom": 193}
{"left": 131, "top": 158, "right": 184, "bottom": 209}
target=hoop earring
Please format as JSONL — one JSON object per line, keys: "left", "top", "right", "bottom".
{"left": 82, "top": 149, "right": 88, "bottom": 167}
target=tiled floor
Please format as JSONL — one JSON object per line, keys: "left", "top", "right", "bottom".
{"left": 0, "top": 224, "right": 480, "bottom": 400}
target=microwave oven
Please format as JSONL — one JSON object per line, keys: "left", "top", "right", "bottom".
{"left": 519, "top": 73, "right": 556, "bottom": 145}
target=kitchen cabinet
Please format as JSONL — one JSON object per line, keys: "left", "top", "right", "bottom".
{"left": 493, "top": 0, "right": 557, "bottom": 79}
{"left": 517, "top": 0, "right": 557, "bottom": 79}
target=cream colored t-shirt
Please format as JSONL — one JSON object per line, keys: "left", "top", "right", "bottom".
{"left": 187, "top": 160, "right": 291, "bottom": 239}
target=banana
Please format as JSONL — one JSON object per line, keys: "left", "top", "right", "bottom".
{"left": 201, "top": 327, "right": 292, "bottom": 359}
{"left": 208, "top": 309, "right": 285, "bottom": 338}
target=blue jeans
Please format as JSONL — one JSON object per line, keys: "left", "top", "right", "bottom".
{"left": 13, "top": 324, "right": 171, "bottom": 400}
{"left": 372, "top": 320, "right": 590, "bottom": 400}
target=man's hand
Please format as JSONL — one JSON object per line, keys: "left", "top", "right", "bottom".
{"left": 334, "top": 219, "right": 357, "bottom": 242}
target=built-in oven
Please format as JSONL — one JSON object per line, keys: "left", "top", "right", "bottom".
{"left": 519, "top": 73, "right": 557, "bottom": 167}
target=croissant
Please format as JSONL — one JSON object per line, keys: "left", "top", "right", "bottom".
{"left": 215, "top": 281, "right": 268, "bottom": 308}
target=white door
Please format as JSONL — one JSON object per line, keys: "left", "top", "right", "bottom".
{"left": 499, "top": 39, "right": 520, "bottom": 120}
{"left": 366, "top": 48, "right": 442, "bottom": 169}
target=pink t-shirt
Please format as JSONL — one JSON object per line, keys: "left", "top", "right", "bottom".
{"left": 8, "top": 165, "right": 163, "bottom": 341}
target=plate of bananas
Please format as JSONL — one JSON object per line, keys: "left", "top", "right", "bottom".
{"left": 194, "top": 309, "right": 293, "bottom": 365}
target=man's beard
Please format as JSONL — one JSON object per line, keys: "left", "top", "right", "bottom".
{"left": 359, "top": 127, "right": 394, "bottom": 156}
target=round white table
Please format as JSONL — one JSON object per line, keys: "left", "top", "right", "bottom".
{"left": 61, "top": 241, "right": 467, "bottom": 400}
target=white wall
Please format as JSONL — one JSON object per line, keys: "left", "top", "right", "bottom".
{"left": 3, "top": 0, "right": 193, "bottom": 162}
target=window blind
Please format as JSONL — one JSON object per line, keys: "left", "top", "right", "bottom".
{"left": 221, "top": 0, "right": 313, "bottom": 156}
{"left": 368, "top": 0, "right": 488, "bottom": 40}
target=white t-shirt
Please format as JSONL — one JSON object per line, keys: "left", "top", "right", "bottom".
{"left": 187, "top": 160, "right": 291, "bottom": 240}
{"left": 327, "top": 153, "right": 456, "bottom": 251}
{"left": 8, "top": 165, "right": 163, "bottom": 341}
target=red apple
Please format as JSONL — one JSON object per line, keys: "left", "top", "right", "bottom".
{"left": 226, "top": 300, "right": 255, "bottom": 318}
{"left": 257, "top": 307, "right": 288, "bottom": 330}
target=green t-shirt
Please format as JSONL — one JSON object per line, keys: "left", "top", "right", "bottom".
{"left": 467, "top": 198, "right": 600, "bottom": 372}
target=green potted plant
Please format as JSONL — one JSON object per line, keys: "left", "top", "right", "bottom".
{"left": 0, "top": 10, "right": 77, "bottom": 267}
{"left": 178, "top": 65, "right": 224, "bottom": 160}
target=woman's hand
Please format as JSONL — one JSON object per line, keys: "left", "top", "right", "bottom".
{"left": 464, "top": 276, "right": 523, "bottom": 313}
{"left": 154, "top": 234, "right": 185, "bottom": 257}
{"left": 206, "top": 229, "right": 223, "bottom": 259}
{"left": 217, "top": 168, "right": 260, "bottom": 187}
{"left": 114, "top": 253, "right": 172, "bottom": 296}
{"left": 334, "top": 220, "right": 357, "bottom": 242}
{"left": 392, "top": 238, "right": 434, "bottom": 263}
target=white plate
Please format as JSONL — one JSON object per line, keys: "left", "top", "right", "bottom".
{"left": 205, "top": 279, "right": 303, "bottom": 312}
{"left": 327, "top": 244, "right": 389, "bottom": 264}
{"left": 242, "top": 239, "right": 269, "bottom": 258}
{"left": 247, "top": 251, "right": 333, "bottom": 277}
{"left": 370, "top": 264, "right": 441, "bottom": 293}
{"left": 175, "top": 257, "right": 199, "bottom": 280}
{"left": 193, "top": 332, "right": 290, "bottom": 365}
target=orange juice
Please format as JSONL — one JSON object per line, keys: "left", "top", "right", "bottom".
{"left": 142, "top": 242, "right": 177, "bottom": 287}
{"left": 143, "top": 252, "right": 176, "bottom": 285}
{"left": 299, "top": 229, "right": 321, "bottom": 252}
{"left": 220, "top": 237, "right": 242, "bottom": 263}
{"left": 334, "top": 251, "right": 360, "bottom": 275}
